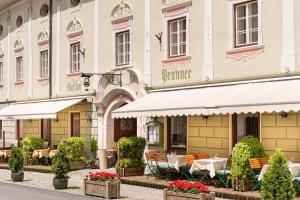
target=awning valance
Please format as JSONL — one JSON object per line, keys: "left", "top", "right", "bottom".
{"left": 112, "top": 78, "right": 300, "bottom": 118}
{"left": 0, "top": 98, "right": 84, "bottom": 120}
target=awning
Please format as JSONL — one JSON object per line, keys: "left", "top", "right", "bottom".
{"left": 112, "top": 78, "right": 300, "bottom": 118}
{"left": 0, "top": 98, "right": 84, "bottom": 120}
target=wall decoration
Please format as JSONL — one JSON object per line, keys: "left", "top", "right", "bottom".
{"left": 111, "top": 2, "right": 133, "bottom": 23}
{"left": 66, "top": 18, "right": 83, "bottom": 38}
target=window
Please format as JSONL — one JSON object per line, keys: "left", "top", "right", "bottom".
{"left": 116, "top": 31, "right": 130, "bottom": 66}
{"left": 0, "top": 25, "right": 3, "bottom": 35}
{"left": 40, "top": 4, "right": 49, "bottom": 17}
{"left": 71, "top": 113, "right": 80, "bottom": 137}
{"left": 71, "top": 0, "right": 80, "bottom": 7}
{"left": 16, "top": 16, "right": 23, "bottom": 28}
{"left": 168, "top": 116, "right": 187, "bottom": 149}
{"left": 41, "top": 119, "right": 50, "bottom": 142}
{"left": 70, "top": 42, "right": 81, "bottom": 73}
{"left": 0, "top": 62, "right": 3, "bottom": 85}
{"left": 40, "top": 50, "right": 48, "bottom": 78}
{"left": 168, "top": 17, "right": 186, "bottom": 57}
{"left": 0, "top": 120, "right": 2, "bottom": 140}
{"left": 235, "top": 1, "right": 258, "bottom": 47}
{"left": 147, "top": 119, "right": 163, "bottom": 145}
{"left": 16, "top": 57, "right": 23, "bottom": 82}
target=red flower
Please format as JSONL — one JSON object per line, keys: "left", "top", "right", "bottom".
{"left": 87, "top": 171, "right": 119, "bottom": 182}
{"left": 167, "top": 180, "right": 209, "bottom": 194}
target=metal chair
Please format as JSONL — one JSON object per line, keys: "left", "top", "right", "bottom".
{"left": 216, "top": 156, "right": 232, "bottom": 187}
{"left": 156, "top": 152, "right": 178, "bottom": 180}
{"left": 145, "top": 152, "right": 159, "bottom": 179}
{"left": 259, "top": 157, "right": 269, "bottom": 166}
{"left": 248, "top": 158, "right": 263, "bottom": 191}
{"left": 179, "top": 154, "right": 197, "bottom": 180}
{"left": 196, "top": 153, "right": 209, "bottom": 159}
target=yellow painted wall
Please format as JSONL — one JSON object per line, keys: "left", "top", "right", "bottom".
{"left": 187, "top": 115, "right": 229, "bottom": 157}
{"left": 261, "top": 113, "right": 300, "bottom": 162}
{"left": 22, "top": 102, "right": 97, "bottom": 150}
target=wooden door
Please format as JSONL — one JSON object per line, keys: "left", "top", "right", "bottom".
{"left": 71, "top": 113, "right": 80, "bottom": 137}
{"left": 41, "top": 119, "right": 50, "bottom": 142}
{"left": 114, "top": 118, "right": 137, "bottom": 142}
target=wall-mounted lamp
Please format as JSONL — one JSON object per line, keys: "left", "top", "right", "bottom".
{"left": 155, "top": 32, "right": 162, "bottom": 50}
{"left": 52, "top": 118, "right": 59, "bottom": 123}
{"left": 85, "top": 112, "right": 92, "bottom": 121}
{"left": 202, "top": 115, "right": 209, "bottom": 124}
{"left": 79, "top": 48, "right": 86, "bottom": 59}
{"left": 280, "top": 112, "right": 288, "bottom": 119}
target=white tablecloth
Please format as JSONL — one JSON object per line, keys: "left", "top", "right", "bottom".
{"left": 258, "top": 163, "right": 300, "bottom": 181}
{"left": 167, "top": 155, "right": 186, "bottom": 171}
{"left": 189, "top": 158, "right": 228, "bottom": 178}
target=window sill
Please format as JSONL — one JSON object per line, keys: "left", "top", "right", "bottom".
{"left": 14, "top": 81, "right": 24, "bottom": 85}
{"left": 37, "top": 77, "right": 49, "bottom": 81}
{"left": 162, "top": 55, "right": 191, "bottom": 64}
{"left": 227, "top": 44, "right": 264, "bottom": 60}
{"left": 227, "top": 44, "right": 264, "bottom": 55}
{"left": 67, "top": 72, "right": 82, "bottom": 77}
{"left": 111, "top": 65, "right": 133, "bottom": 71}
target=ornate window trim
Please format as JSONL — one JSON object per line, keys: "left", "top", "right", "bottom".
{"left": 14, "top": 38, "right": 24, "bottom": 52}
{"left": 37, "top": 29, "right": 49, "bottom": 47}
{"left": 111, "top": 2, "right": 133, "bottom": 24}
{"left": 66, "top": 18, "right": 83, "bottom": 40}
{"left": 161, "top": 0, "right": 192, "bottom": 12}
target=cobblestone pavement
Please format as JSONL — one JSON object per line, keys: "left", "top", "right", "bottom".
{"left": 0, "top": 169, "right": 230, "bottom": 200}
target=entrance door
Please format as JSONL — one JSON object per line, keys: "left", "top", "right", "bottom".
{"left": 71, "top": 113, "right": 80, "bottom": 137}
{"left": 114, "top": 118, "right": 137, "bottom": 142}
{"left": 41, "top": 119, "right": 50, "bottom": 142}
{"left": 232, "top": 113, "right": 260, "bottom": 147}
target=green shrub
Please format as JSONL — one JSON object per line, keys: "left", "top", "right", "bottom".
{"left": 90, "top": 137, "right": 98, "bottom": 160}
{"left": 23, "top": 137, "right": 44, "bottom": 164}
{"left": 231, "top": 136, "right": 266, "bottom": 180}
{"left": 61, "top": 137, "right": 87, "bottom": 163}
{"left": 116, "top": 137, "right": 146, "bottom": 168}
{"left": 52, "top": 143, "right": 70, "bottom": 179}
{"left": 8, "top": 147, "right": 24, "bottom": 173}
{"left": 261, "top": 150, "right": 295, "bottom": 200}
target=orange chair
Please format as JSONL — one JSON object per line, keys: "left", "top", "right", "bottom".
{"left": 248, "top": 158, "right": 263, "bottom": 191}
{"left": 184, "top": 154, "right": 197, "bottom": 165}
{"left": 259, "top": 157, "right": 269, "bottom": 166}
{"left": 197, "top": 153, "right": 209, "bottom": 159}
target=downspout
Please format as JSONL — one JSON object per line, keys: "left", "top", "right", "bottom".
{"left": 48, "top": 0, "right": 53, "bottom": 145}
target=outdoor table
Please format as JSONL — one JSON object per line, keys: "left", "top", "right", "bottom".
{"left": 189, "top": 157, "right": 228, "bottom": 178}
{"left": 0, "top": 150, "right": 11, "bottom": 158}
{"left": 32, "top": 149, "right": 49, "bottom": 159}
{"left": 167, "top": 154, "right": 186, "bottom": 171}
{"left": 258, "top": 163, "right": 300, "bottom": 181}
{"left": 49, "top": 150, "right": 57, "bottom": 159}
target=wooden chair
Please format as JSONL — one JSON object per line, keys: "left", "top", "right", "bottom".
{"left": 259, "top": 157, "right": 269, "bottom": 166}
{"left": 156, "top": 152, "right": 178, "bottom": 180}
{"left": 145, "top": 152, "right": 159, "bottom": 179}
{"left": 180, "top": 154, "right": 197, "bottom": 180}
{"left": 248, "top": 158, "right": 263, "bottom": 191}
{"left": 197, "top": 153, "right": 209, "bottom": 159}
{"left": 216, "top": 155, "right": 232, "bottom": 188}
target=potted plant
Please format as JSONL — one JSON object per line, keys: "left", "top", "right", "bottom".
{"left": 84, "top": 171, "right": 120, "bottom": 199}
{"left": 23, "top": 136, "right": 44, "bottom": 165}
{"left": 61, "top": 137, "right": 87, "bottom": 170}
{"left": 89, "top": 138, "right": 98, "bottom": 169}
{"left": 52, "top": 143, "right": 70, "bottom": 189}
{"left": 8, "top": 147, "right": 24, "bottom": 182}
{"left": 116, "top": 137, "right": 146, "bottom": 177}
{"left": 164, "top": 180, "right": 215, "bottom": 200}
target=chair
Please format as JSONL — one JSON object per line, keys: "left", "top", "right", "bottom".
{"left": 248, "top": 158, "right": 263, "bottom": 191}
{"left": 180, "top": 154, "right": 197, "bottom": 180}
{"left": 145, "top": 152, "right": 159, "bottom": 179}
{"left": 259, "top": 157, "right": 269, "bottom": 166}
{"left": 216, "top": 156, "right": 232, "bottom": 188}
{"left": 197, "top": 153, "right": 209, "bottom": 159}
{"left": 156, "top": 152, "right": 178, "bottom": 180}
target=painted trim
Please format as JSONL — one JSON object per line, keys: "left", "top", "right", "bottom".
{"left": 203, "top": 0, "right": 214, "bottom": 80}
{"left": 143, "top": 0, "right": 151, "bottom": 86}
{"left": 281, "top": 0, "right": 295, "bottom": 72}
{"left": 28, "top": 2, "right": 33, "bottom": 99}
{"left": 55, "top": 0, "right": 61, "bottom": 96}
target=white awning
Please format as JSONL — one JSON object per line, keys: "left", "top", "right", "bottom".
{"left": 112, "top": 78, "right": 300, "bottom": 118}
{"left": 0, "top": 98, "right": 84, "bottom": 120}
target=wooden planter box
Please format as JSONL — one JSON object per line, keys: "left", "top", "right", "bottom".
{"left": 232, "top": 177, "right": 252, "bottom": 191}
{"left": 163, "top": 189, "right": 215, "bottom": 200}
{"left": 117, "top": 167, "right": 144, "bottom": 177}
{"left": 84, "top": 179, "right": 120, "bottom": 199}
{"left": 70, "top": 161, "right": 84, "bottom": 171}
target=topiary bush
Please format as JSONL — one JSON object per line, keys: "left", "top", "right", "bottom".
{"left": 61, "top": 137, "right": 87, "bottom": 163}
{"left": 261, "top": 149, "right": 295, "bottom": 200}
{"left": 9, "top": 147, "right": 24, "bottom": 173}
{"left": 52, "top": 143, "right": 70, "bottom": 179}
{"left": 116, "top": 137, "right": 146, "bottom": 169}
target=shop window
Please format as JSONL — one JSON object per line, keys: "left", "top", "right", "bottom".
{"left": 234, "top": 1, "right": 258, "bottom": 47}
{"left": 0, "top": 62, "right": 3, "bottom": 85}
{"left": 116, "top": 31, "right": 130, "bottom": 66}
{"left": 16, "top": 56, "right": 23, "bottom": 82}
{"left": 168, "top": 17, "right": 186, "bottom": 57}
{"left": 146, "top": 119, "right": 163, "bottom": 145}
{"left": 40, "top": 50, "right": 49, "bottom": 78}
{"left": 41, "top": 119, "right": 50, "bottom": 142}
{"left": 40, "top": 4, "right": 49, "bottom": 17}
{"left": 71, "top": 113, "right": 80, "bottom": 137}
{"left": 70, "top": 42, "right": 81, "bottom": 73}
{"left": 168, "top": 116, "right": 187, "bottom": 149}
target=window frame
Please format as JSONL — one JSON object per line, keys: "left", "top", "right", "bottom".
{"left": 0, "top": 62, "right": 3, "bottom": 85}
{"left": 168, "top": 17, "right": 187, "bottom": 58}
{"left": 16, "top": 56, "right": 23, "bottom": 82}
{"left": 234, "top": 0, "right": 259, "bottom": 48}
{"left": 39, "top": 50, "right": 49, "bottom": 78}
{"left": 69, "top": 42, "right": 81, "bottom": 73}
{"left": 115, "top": 30, "right": 130, "bottom": 66}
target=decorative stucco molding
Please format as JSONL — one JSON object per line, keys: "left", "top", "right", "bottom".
{"left": 37, "top": 30, "right": 49, "bottom": 45}
{"left": 227, "top": 45, "right": 265, "bottom": 60}
{"left": 162, "top": 0, "right": 192, "bottom": 12}
{"left": 66, "top": 18, "right": 83, "bottom": 38}
{"left": 14, "top": 38, "right": 24, "bottom": 52}
{"left": 111, "top": 2, "right": 133, "bottom": 23}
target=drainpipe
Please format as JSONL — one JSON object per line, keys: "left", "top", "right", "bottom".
{"left": 48, "top": 0, "right": 53, "bottom": 145}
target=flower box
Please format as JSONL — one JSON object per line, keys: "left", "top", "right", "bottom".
{"left": 163, "top": 189, "right": 215, "bottom": 200}
{"left": 116, "top": 167, "right": 144, "bottom": 177}
{"left": 84, "top": 179, "right": 120, "bottom": 199}
{"left": 70, "top": 161, "right": 84, "bottom": 170}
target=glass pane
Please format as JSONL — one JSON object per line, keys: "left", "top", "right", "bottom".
{"left": 170, "top": 116, "right": 187, "bottom": 147}
{"left": 249, "top": 16, "right": 258, "bottom": 29}
{"left": 237, "top": 5, "right": 246, "bottom": 18}
{"left": 181, "top": 19, "right": 186, "bottom": 31}
{"left": 237, "top": 19, "right": 246, "bottom": 31}
{"left": 171, "top": 21, "right": 178, "bottom": 33}
{"left": 237, "top": 32, "right": 247, "bottom": 45}
{"left": 250, "top": 30, "right": 258, "bottom": 43}
{"left": 249, "top": 2, "right": 258, "bottom": 15}
{"left": 181, "top": 31, "right": 186, "bottom": 43}
{"left": 171, "top": 45, "right": 177, "bottom": 56}
{"left": 125, "top": 32, "right": 130, "bottom": 42}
